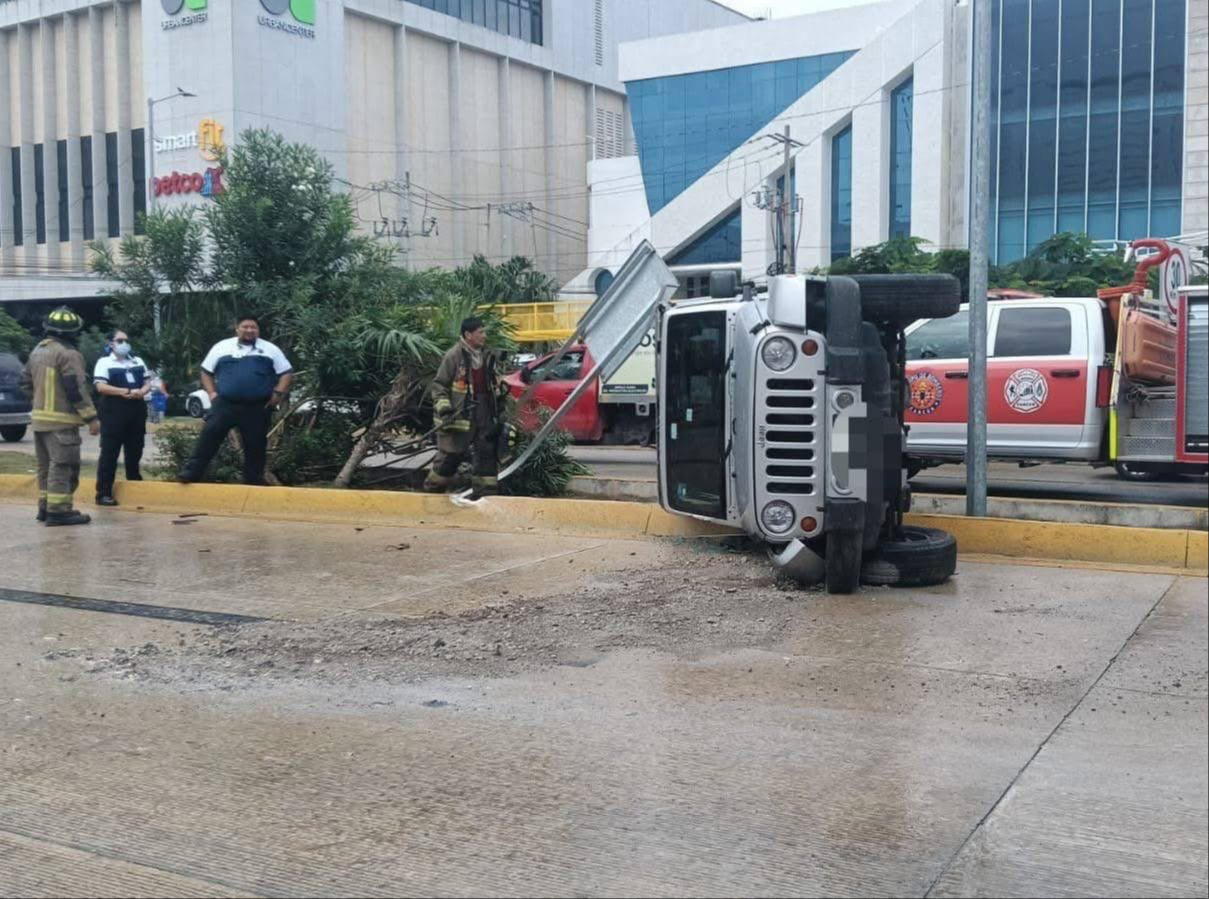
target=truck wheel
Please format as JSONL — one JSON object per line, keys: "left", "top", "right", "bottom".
{"left": 861, "top": 525, "right": 957, "bottom": 588}
{"left": 1, "top": 425, "right": 26, "bottom": 442}
{"left": 825, "top": 531, "right": 863, "bottom": 594}
{"left": 1114, "top": 461, "right": 1161, "bottom": 482}
{"left": 850, "top": 275, "right": 963, "bottom": 324}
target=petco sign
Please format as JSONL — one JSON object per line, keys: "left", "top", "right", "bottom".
{"left": 153, "top": 167, "right": 225, "bottom": 199}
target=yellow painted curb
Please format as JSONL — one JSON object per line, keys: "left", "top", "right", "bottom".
{"left": 0, "top": 474, "right": 1200, "bottom": 570}
{"left": 906, "top": 512, "right": 1205, "bottom": 573}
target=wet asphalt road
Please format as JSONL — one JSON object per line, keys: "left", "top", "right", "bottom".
{"left": 0, "top": 501, "right": 1205, "bottom": 897}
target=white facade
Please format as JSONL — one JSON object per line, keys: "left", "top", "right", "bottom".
{"left": 0, "top": 0, "right": 747, "bottom": 305}
{"left": 579, "top": 0, "right": 1209, "bottom": 293}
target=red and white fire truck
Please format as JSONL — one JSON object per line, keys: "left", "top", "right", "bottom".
{"left": 904, "top": 238, "right": 1208, "bottom": 480}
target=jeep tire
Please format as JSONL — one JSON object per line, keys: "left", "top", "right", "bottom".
{"left": 860, "top": 525, "right": 957, "bottom": 587}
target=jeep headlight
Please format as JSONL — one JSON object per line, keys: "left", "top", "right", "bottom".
{"left": 761, "top": 337, "right": 796, "bottom": 372}
{"left": 761, "top": 501, "right": 796, "bottom": 535}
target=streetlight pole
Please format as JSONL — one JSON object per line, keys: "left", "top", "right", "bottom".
{"left": 967, "top": 0, "right": 992, "bottom": 517}
{"left": 145, "top": 87, "right": 196, "bottom": 338}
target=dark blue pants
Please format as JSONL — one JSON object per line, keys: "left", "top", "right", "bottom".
{"left": 182, "top": 397, "right": 270, "bottom": 485}
{"left": 96, "top": 398, "right": 146, "bottom": 497}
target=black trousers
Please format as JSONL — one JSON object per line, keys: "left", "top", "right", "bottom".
{"left": 182, "top": 397, "right": 270, "bottom": 485}
{"left": 96, "top": 398, "right": 146, "bottom": 497}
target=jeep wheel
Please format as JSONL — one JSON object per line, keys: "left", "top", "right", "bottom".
{"left": 825, "top": 530, "right": 863, "bottom": 594}
{"left": 861, "top": 525, "right": 957, "bottom": 588}
{"left": 851, "top": 274, "right": 963, "bottom": 325}
{"left": 0, "top": 425, "right": 26, "bottom": 442}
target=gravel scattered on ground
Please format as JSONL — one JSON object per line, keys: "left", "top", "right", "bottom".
{"left": 58, "top": 541, "right": 835, "bottom": 692}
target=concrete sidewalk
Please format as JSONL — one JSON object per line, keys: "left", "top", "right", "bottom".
{"left": 0, "top": 503, "right": 1205, "bottom": 897}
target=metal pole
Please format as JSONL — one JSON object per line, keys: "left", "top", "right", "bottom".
{"left": 785, "top": 126, "right": 796, "bottom": 273}
{"left": 146, "top": 96, "right": 160, "bottom": 339}
{"left": 967, "top": 0, "right": 992, "bottom": 517}
{"left": 780, "top": 126, "right": 792, "bottom": 273}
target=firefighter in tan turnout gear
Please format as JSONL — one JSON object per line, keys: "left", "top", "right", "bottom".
{"left": 20, "top": 307, "right": 101, "bottom": 526}
{"left": 424, "top": 317, "right": 509, "bottom": 499}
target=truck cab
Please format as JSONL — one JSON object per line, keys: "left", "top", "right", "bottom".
{"left": 904, "top": 297, "right": 1112, "bottom": 464}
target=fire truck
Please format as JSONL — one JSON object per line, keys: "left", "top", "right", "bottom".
{"left": 904, "top": 239, "right": 1208, "bottom": 481}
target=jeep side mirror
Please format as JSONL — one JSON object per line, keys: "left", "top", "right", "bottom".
{"left": 520, "top": 366, "right": 534, "bottom": 384}
{"left": 710, "top": 271, "right": 739, "bottom": 299}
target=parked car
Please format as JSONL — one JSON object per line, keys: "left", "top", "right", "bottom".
{"left": 185, "top": 389, "right": 358, "bottom": 418}
{"left": 0, "top": 352, "right": 32, "bottom": 442}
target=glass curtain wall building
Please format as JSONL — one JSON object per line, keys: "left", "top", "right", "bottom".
{"left": 626, "top": 51, "right": 855, "bottom": 250}
{"left": 990, "top": 0, "right": 1186, "bottom": 262}
{"left": 403, "top": 0, "right": 544, "bottom": 45}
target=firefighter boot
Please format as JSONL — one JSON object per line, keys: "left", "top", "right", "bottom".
{"left": 45, "top": 510, "right": 92, "bottom": 527}
{"left": 36, "top": 499, "right": 47, "bottom": 523}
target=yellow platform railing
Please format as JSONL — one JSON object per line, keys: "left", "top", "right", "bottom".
{"left": 492, "top": 300, "right": 594, "bottom": 343}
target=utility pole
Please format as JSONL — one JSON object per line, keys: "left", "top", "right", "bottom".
{"left": 145, "top": 87, "right": 196, "bottom": 338}
{"left": 967, "top": 0, "right": 992, "bottom": 517}
{"left": 784, "top": 126, "right": 796, "bottom": 273}
{"left": 779, "top": 126, "right": 792, "bottom": 273}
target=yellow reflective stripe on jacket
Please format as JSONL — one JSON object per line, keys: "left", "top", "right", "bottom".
{"left": 32, "top": 410, "right": 83, "bottom": 425}
{"left": 44, "top": 367, "right": 57, "bottom": 413}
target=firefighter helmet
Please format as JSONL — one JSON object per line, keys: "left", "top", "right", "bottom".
{"left": 43, "top": 307, "right": 84, "bottom": 336}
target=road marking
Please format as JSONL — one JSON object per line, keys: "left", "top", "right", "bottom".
{"left": 0, "top": 588, "right": 265, "bottom": 625}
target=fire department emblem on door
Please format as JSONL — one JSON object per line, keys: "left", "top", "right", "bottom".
{"left": 908, "top": 372, "right": 944, "bottom": 415}
{"left": 1005, "top": 368, "right": 1049, "bottom": 414}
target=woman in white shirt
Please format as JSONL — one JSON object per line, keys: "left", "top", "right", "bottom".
{"left": 93, "top": 330, "right": 151, "bottom": 506}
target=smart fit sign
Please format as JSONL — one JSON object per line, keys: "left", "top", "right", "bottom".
{"left": 258, "top": 0, "right": 316, "bottom": 39}
{"left": 161, "top": 0, "right": 208, "bottom": 30}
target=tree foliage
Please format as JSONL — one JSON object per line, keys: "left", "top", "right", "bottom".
{"left": 823, "top": 232, "right": 1147, "bottom": 300}
{"left": 0, "top": 308, "right": 33, "bottom": 358}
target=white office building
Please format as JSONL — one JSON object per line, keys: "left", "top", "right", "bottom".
{"left": 577, "top": 0, "right": 1208, "bottom": 297}
{"left": 0, "top": 0, "right": 747, "bottom": 308}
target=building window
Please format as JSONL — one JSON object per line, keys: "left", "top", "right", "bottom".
{"left": 990, "top": 0, "right": 1184, "bottom": 262}
{"left": 1056, "top": 0, "right": 1090, "bottom": 234}
{"left": 888, "top": 78, "right": 913, "bottom": 240}
{"left": 57, "top": 140, "right": 69, "bottom": 244}
{"left": 81, "top": 137, "right": 95, "bottom": 242}
{"left": 627, "top": 51, "right": 854, "bottom": 215}
{"left": 594, "top": 269, "right": 615, "bottom": 298}
{"left": 404, "top": 0, "right": 543, "bottom": 45}
{"left": 666, "top": 207, "right": 742, "bottom": 266}
{"left": 683, "top": 274, "right": 712, "bottom": 299}
{"left": 8, "top": 149, "right": 20, "bottom": 247}
{"left": 831, "top": 126, "right": 853, "bottom": 261}
{"left": 34, "top": 144, "right": 46, "bottom": 245}
{"left": 1150, "top": 0, "right": 1185, "bottom": 237}
{"left": 132, "top": 128, "right": 147, "bottom": 235}
{"left": 1025, "top": 0, "right": 1059, "bottom": 253}
{"left": 106, "top": 132, "right": 119, "bottom": 238}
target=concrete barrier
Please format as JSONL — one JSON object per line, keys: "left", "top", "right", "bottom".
{"left": 1, "top": 474, "right": 1204, "bottom": 573}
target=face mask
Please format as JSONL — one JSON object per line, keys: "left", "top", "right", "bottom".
{"left": 113, "top": 341, "right": 132, "bottom": 358}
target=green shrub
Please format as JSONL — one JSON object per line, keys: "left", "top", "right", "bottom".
{"left": 502, "top": 413, "right": 591, "bottom": 497}
{"left": 150, "top": 421, "right": 243, "bottom": 483}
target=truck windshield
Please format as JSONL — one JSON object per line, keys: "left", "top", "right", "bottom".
{"left": 664, "top": 311, "right": 728, "bottom": 519}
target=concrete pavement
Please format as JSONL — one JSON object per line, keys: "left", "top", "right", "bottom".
{"left": 0, "top": 502, "right": 1205, "bottom": 897}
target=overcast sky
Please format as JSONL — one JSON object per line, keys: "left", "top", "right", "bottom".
{"left": 714, "top": 0, "right": 867, "bottom": 17}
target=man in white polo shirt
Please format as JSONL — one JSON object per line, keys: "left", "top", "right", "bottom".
{"left": 179, "top": 314, "right": 293, "bottom": 485}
